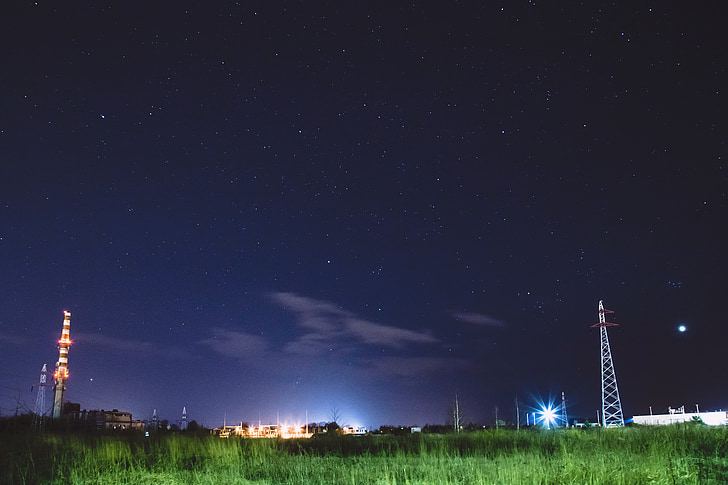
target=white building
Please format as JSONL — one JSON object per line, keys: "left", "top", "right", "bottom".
{"left": 632, "top": 408, "right": 728, "bottom": 426}
{"left": 342, "top": 425, "right": 367, "bottom": 435}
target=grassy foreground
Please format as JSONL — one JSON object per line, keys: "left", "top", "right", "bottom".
{"left": 3, "top": 424, "right": 728, "bottom": 484}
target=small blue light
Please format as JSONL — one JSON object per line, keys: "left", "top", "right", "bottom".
{"left": 678, "top": 325, "right": 687, "bottom": 333}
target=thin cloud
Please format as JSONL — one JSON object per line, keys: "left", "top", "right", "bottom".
{"left": 346, "top": 318, "right": 437, "bottom": 347}
{"left": 361, "top": 356, "right": 472, "bottom": 378}
{"left": 199, "top": 328, "right": 267, "bottom": 361}
{"left": 451, "top": 312, "right": 505, "bottom": 327}
{"left": 270, "top": 292, "right": 343, "bottom": 333}
{"left": 74, "top": 332, "right": 187, "bottom": 359}
{"left": 281, "top": 332, "right": 337, "bottom": 356}
{"left": 270, "top": 292, "right": 439, "bottom": 350}
{"left": 1, "top": 334, "right": 27, "bottom": 346}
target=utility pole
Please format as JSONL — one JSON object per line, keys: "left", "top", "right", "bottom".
{"left": 591, "top": 300, "right": 624, "bottom": 427}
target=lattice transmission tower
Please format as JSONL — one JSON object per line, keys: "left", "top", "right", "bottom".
{"left": 591, "top": 300, "right": 624, "bottom": 427}
{"left": 180, "top": 407, "right": 188, "bottom": 430}
{"left": 33, "top": 364, "right": 48, "bottom": 429}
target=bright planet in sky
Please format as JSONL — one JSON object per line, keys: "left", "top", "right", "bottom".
{"left": 678, "top": 325, "right": 687, "bottom": 333}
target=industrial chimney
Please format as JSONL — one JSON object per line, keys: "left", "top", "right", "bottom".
{"left": 52, "top": 311, "right": 71, "bottom": 419}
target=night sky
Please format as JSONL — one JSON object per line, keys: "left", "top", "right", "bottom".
{"left": 1, "top": 0, "right": 725, "bottom": 429}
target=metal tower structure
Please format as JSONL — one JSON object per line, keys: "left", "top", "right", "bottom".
{"left": 180, "top": 407, "right": 188, "bottom": 430}
{"left": 591, "top": 300, "right": 624, "bottom": 427}
{"left": 53, "top": 311, "right": 72, "bottom": 419}
{"left": 33, "top": 364, "right": 48, "bottom": 429}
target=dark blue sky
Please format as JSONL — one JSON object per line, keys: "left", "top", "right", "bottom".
{"left": 1, "top": 0, "right": 725, "bottom": 428}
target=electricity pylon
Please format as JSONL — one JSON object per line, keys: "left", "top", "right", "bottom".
{"left": 591, "top": 300, "right": 624, "bottom": 427}
{"left": 33, "top": 364, "right": 48, "bottom": 429}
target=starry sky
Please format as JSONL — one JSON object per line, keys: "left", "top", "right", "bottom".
{"left": 1, "top": 0, "right": 725, "bottom": 429}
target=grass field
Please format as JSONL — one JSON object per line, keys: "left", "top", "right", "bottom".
{"left": 3, "top": 423, "right": 728, "bottom": 484}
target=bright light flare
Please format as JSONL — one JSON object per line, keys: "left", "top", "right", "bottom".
{"left": 678, "top": 325, "right": 687, "bottom": 333}
{"left": 531, "top": 394, "right": 565, "bottom": 429}
{"left": 539, "top": 406, "right": 557, "bottom": 429}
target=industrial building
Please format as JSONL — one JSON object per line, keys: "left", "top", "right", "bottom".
{"left": 632, "top": 407, "right": 728, "bottom": 426}
{"left": 80, "top": 409, "right": 146, "bottom": 431}
{"left": 211, "top": 423, "right": 367, "bottom": 438}
{"left": 61, "top": 404, "right": 146, "bottom": 431}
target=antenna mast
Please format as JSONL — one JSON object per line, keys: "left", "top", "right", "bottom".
{"left": 591, "top": 300, "right": 624, "bottom": 427}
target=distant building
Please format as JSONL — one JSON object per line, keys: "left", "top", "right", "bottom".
{"left": 211, "top": 425, "right": 243, "bottom": 438}
{"left": 211, "top": 423, "right": 324, "bottom": 438}
{"left": 63, "top": 402, "right": 81, "bottom": 419}
{"left": 572, "top": 419, "right": 599, "bottom": 428}
{"left": 632, "top": 408, "right": 728, "bottom": 426}
{"left": 342, "top": 425, "right": 367, "bottom": 436}
{"left": 80, "top": 409, "right": 146, "bottom": 431}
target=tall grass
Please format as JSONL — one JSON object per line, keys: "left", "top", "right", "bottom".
{"left": 3, "top": 424, "right": 728, "bottom": 484}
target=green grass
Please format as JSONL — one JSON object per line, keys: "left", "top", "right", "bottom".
{"left": 3, "top": 424, "right": 728, "bottom": 484}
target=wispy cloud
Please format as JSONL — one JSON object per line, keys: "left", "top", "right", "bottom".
{"left": 271, "top": 292, "right": 438, "bottom": 351}
{"left": 361, "top": 356, "right": 472, "bottom": 378}
{"left": 199, "top": 328, "right": 267, "bottom": 362}
{"left": 451, "top": 312, "right": 505, "bottom": 327}
{"left": 1, "top": 334, "right": 27, "bottom": 346}
{"left": 346, "top": 318, "right": 437, "bottom": 346}
{"left": 199, "top": 293, "right": 443, "bottom": 376}
{"left": 270, "top": 292, "right": 343, "bottom": 332}
{"left": 74, "top": 332, "right": 187, "bottom": 359}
